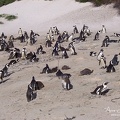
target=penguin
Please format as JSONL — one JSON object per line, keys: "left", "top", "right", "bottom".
{"left": 36, "top": 45, "right": 43, "bottom": 54}
{"left": 0, "top": 70, "right": 4, "bottom": 83}
{"left": 97, "top": 49, "right": 104, "bottom": 61}
{"left": 29, "top": 76, "right": 44, "bottom": 91}
{"left": 29, "top": 76, "right": 37, "bottom": 91}
{"left": 30, "top": 52, "right": 39, "bottom": 62}
{"left": 21, "top": 48, "right": 26, "bottom": 60}
{"left": 36, "top": 45, "right": 46, "bottom": 54}
{"left": 52, "top": 47, "right": 59, "bottom": 56}
{"left": 106, "top": 61, "right": 116, "bottom": 73}
{"left": 101, "top": 25, "right": 106, "bottom": 33}
{"left": 90, "top": 51, "right": 97, "bottom": 57}
{"left": 56, "top": 69, "right": 63, "bottom": 78}
{"left": 26, "top": 84, "right": 37, "bottom": 102}
{"left": 45, "top": 39, "right": 52, "bottom": 47}
{"left": 99, "top": 55, "right": 107, "bottom": 69}
{"left": 62, "top": 78, "right": 73, "bottom": 90}
{"left": 73, "top": 25, "right": 79, "bottom": 34}
{"left": 68, "top": 42, "right": 77, "bottom": 55}
{"left": 35, "top": 81, "right": 44, "bottom": 90}
{"left": 2, "top": 64, "right": 9, "bottom": 77}
{"left": 40, "top": 64, "right": 51, "bottom": 74}
{"left": 50, "top": 67, "right": 58, "bottom": 73}
{"left": 8, "top": 59, "right": 19, "bottom": 66}
{"left": 79, "top": 30, "right": 85, "bottom": 41}
{"left": 62, "top": 50, "right": 69, "bottom": 59}
{"left": 111, "top": 54, "right": 119, "bottom": 66}
{"left": 101, "top": 36, "right": 109, "bottom": 47}
{"left": 114, "top": 33, "right": 120, "bottom": 37}
{"left": 68, "top": 33, "right": 73, "bottom": 42}
{"left": 80, "top": 68, "right": 93, "bottom": 76}
{"left": 62, "top": 65, "right": 71, "bottom": 70}
{"left": 26, "top": 52, "right": 33, "bottom": 60}
{"left": 94, "top": 31, "right": 100, "bottom": 40}
{"left": 91, "top": 82, "right": 110, "bottom": 95}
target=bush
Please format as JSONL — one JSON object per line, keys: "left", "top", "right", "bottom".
{"left": 0, "top": 0, "right": 16, "bottom": 7}
{"left": 5, "top": 15, "right": 17, "bottom": 21}
{"left": 0, "top": 21, "right": 4, "bottom": 24}
{"left": 0, "top": 14, "right": 18, "bottom": 21}
{"left": 75, "top": 0, "right": 120, "bottom": 13}
{"left": 75, "top": 0, "right": 120, "bottom": 6}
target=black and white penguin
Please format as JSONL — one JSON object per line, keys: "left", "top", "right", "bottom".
{"left": 62, "top": 50, "right": 69, "bottom": 59}
{"left": 45, "top": 39, "right": 52, "bottom": 47}
{"left": 36, "top": 45, "right": 46, "bottom": 54}
{"left": 68, "top": 42, "right": 77, "bottom": 55}
{"left": 97, "top": 49, "right": 104, "bottom": 61}
{"left": 111, "top": 54, "right": 119, "bottom": 66}
{"left": 36, "top": 45, "right": 43, "bottom": 54}
{"left": 8, "top": 59, "right": 19, "bottom": 66}
{"left": 114, "top": 33, "right": 120, "bottom": 37}
{"left": 106, "top": 61, "right": 116, "bottom": 73}
{"left": 101, "top": 25, "right": 106, "bottom": 33}
{"left": 52, "top": 47, "right": 59, "bottom": 56}
{"left": 26, "top": 84, "right": 37, "bottom": 102}
{"left": 40, "top": 64, "right": 51, "bottom": 74}
{"left": 101, "top": 36, "right": 109, "bottom": 47}
{"left": 91, "top": 82, "right": 110, "bottom": 95}
{"left": 94, "top": 31, "right": 100, "bottom": 40}
{"left": 29, "top": 76, "right": 37, "bottom": 91}
{"left": 62, "top": 78, "right": 73, "bottom": 90}
{"left": 73, "top": 25, "right": 79, "bottom": 34}
{"left": 90, "top": 51, "right": 97, "bottom": 57}
{"left": 21, "top": 48, "right": 26, "bottom": 60}
{"left": 2, "top": 64, "right": 9, "bottom": 77}
{"left": 30, "top": 52, "right": 39, "bottom": 62}
{"left": 0, "top": 70, "right": 4, "bottom": 83}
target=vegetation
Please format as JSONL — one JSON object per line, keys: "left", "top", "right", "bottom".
{"left": 0, "top": 21, "right": 4, "bottom": 24}
{"left": 75, "top": 0, "right": 120, "bottom": 6}
{"left": 5, "top": 15, "right": 18, "bottom": 21}
{"left": 0, "top": 0, "right": 16, "bottom": 7}
{"left": 75, "top": 0, "right": 120, "bottom": 13}
{"left": 0, "top": 14, "right": 18, "bottom": 21}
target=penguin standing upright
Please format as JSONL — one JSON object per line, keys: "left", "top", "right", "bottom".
{"left": 94, "top": 31, "right": 100, "bottom": 40}
{"left": 101, "top": 36, "right": 109, "bottom": 47}
{"left": 21, "top": 48, "right": 26, "bottom": 60}
{"left": 62, "top": 78, "right": 73, "bottom": 90}
{"left": 111, "top": 54, "right": 119, "bottom": 66}
{"left": 101, "top": 25, "right": 106, "bottom": 33}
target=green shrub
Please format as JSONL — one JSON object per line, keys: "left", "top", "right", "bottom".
{"left": 0, "top": 14, "right": 18, "bottom": 21}
{"left": 5, "top": 15, "right": 17, "bottom": 21}
{"left": 0, "top": 0, "right": 16, "bottom": 7}
{"left": 0, "top": 14, "right": 7, "bottom": 18}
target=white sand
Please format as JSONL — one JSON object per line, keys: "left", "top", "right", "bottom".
{"left": 0, "top": 0, "right": 120, "bottom": 120}
{"left": 0, "top": 0, "right": 120, "bottom": 35}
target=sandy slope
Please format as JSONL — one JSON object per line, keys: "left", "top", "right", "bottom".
{"left": 0, "top": 0, "right": 120, "bottom": 120}
{"left": 0, "top": 0, "right": 120, "bottom": 35}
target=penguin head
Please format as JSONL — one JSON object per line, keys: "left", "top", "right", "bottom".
{"left": 103, "top": 82, "right": 109, "bottom": 86}
{"left": 32, "top": 76, "right": 36, "bottom": 82}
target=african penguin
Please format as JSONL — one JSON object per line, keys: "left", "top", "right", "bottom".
{"left": 91, "top": 82, "right": 110, "bottom": 95}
